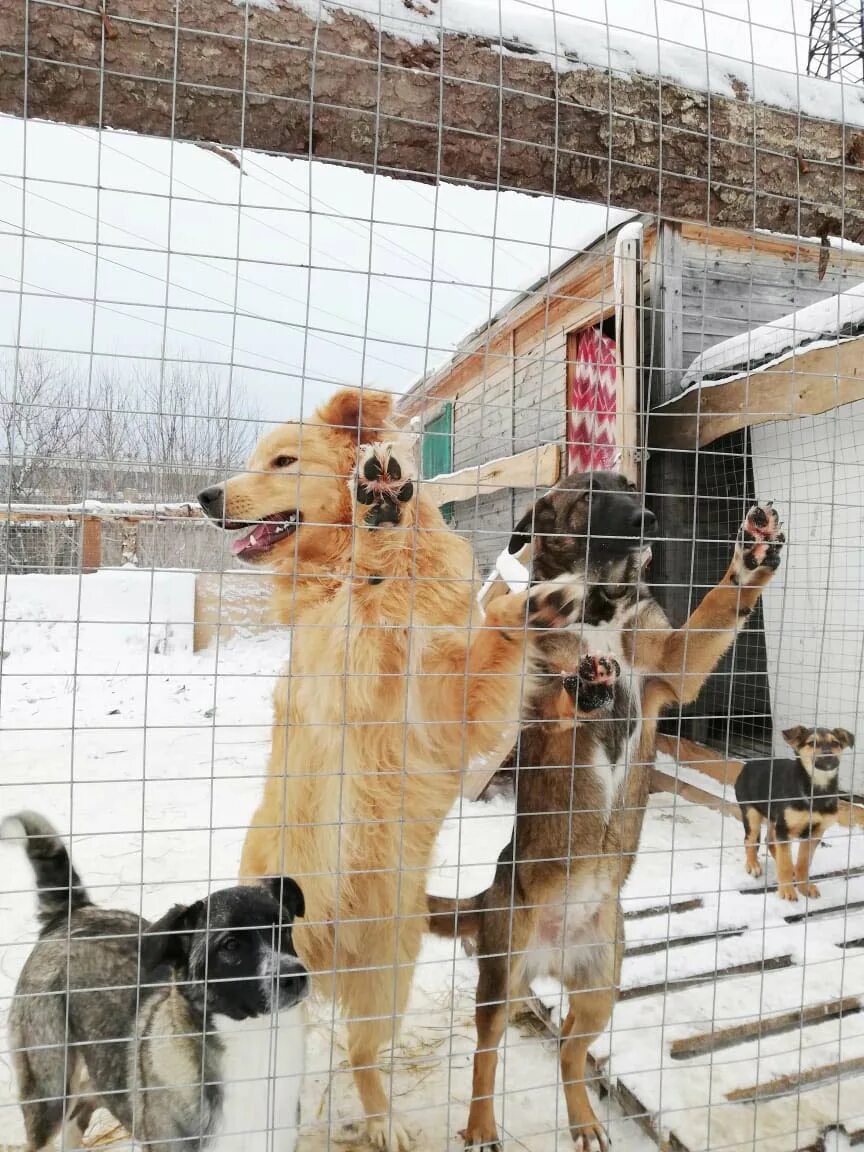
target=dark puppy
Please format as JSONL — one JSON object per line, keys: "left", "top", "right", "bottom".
{"left": 735, "top": 726, "right": 855, "bottom": 900}
{"left": 430, "top": 634, "right": 635, "bottom": 1152}
{"left": 3, "top": 811, "right": 308, "bottom": 1152}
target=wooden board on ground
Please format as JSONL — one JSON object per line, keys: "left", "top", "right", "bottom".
{"left": 577, "top": 796, "right": 864, "bottom": 1152}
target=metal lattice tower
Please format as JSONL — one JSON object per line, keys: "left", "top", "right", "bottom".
{"left": 808, "top": 0, "right": 864, "bottom": 83}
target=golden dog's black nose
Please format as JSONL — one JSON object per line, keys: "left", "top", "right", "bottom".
{"left": 198, "top": 485, "right": 225, "bottom": 520}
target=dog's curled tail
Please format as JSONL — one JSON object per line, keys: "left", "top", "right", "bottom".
{"left": 427, "top": 892, "right": 483, "bottom": 942}
{"left": 1, "top": 811, "right": 91, "bottom": 927}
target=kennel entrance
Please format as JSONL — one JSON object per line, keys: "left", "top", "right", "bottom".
{"left": 693, "top": 429, "right": 773, "bottom": 759}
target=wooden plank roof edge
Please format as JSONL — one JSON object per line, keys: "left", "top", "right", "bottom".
{"left": 680, "top": 222, "right": 864, "bottom": 263}
{"left": 648, "top": 332, "right": 864, "bottom": 451}
{"left": 394, "top": 216, "right": 654, "bottom": 422}
{"left": 396, "top": 219, "right": 864, "bottom": 425}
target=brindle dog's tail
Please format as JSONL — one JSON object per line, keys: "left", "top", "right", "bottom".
{"left": 1, "top": 811, "right": 91, "bottom": 929}
{"left": 427, "top": 892, "right": 483, "bottom": 942}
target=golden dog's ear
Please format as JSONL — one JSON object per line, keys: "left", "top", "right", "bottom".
{"left": 315, "top": 387, "right": 393, "bottom": 443}
{"left": 782, "top": 725, "right": 811, "bottom": 749}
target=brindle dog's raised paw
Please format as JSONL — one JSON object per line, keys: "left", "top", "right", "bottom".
{"left": 734, "top": 501, "right": 785, "bottom": 581}
{"left": 355, "top": 443, "right": 415, "bottom": 527}
{"left": 526, "top": 582, "right": 581, "bottom": 630}
{"left": 564, "top": 654, "right": 620, "bottom": 715}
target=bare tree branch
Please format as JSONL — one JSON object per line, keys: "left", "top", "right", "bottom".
{"left": 0, "top": 354, "right": 259, "bottom": 503}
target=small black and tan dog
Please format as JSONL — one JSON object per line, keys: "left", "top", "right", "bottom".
{"left": 735, "top": 725, "right": 855, "bottom": 901}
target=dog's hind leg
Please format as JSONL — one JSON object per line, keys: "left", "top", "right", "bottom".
{"left": 743, "top": 807, "right": 763, "bottom": 878}
{"left": 340, "top": 952, "right": 416, "bottom": 1152}
{"left": 560, "top": 903, "right": 620, "bottom": 1152}
{"left": 59, "top": 1059, "right": 95, "bottom": 1152}
{"left": 462, "top": 953, "right": 509, "bottom": 1152}
{"left": 13, "top": 1040, "right": 86, "bottom": 1152}
{"left": 559, "top": 986, "right": 614, "bottom": 1152}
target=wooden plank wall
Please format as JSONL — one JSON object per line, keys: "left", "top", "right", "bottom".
{"left": 449, "top": 243, "right": 621, "bottom": 571}
{"left": 679, "top": 228, "right": 864, "bottom": 365}
{"left": 450, "top": 316, "right": 571, "bottom": 570}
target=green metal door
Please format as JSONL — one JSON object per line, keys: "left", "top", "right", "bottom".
{"left": 421, "top": 402, "right": 453, "bottom": 522}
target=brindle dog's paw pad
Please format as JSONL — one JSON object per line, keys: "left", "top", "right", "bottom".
{"left": 526, "top": 583, "right": 581, "bottom": 630}
{"left": 579, "top": 654, "right": 620, "bottom": 685}
{"left": 564, "top": 654, "right": 620, "bottom": 714}
{"left": 735, "top": 502, "right": 785, "bottom": 577}
{"left": 355, "top": 443, "right": 415, "bottom": 527}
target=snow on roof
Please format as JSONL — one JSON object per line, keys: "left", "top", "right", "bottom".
{"left": 270, "top": 0, "right": 864, "bottom": 129}
{"left": 670, "top": 281, "right": 864, "bottom": 400}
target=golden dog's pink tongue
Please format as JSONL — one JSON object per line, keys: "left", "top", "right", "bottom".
{"left": 230, "top": 514, "right": 298, "bottom": 556}
{"left": 231, "top": 525, "right": 271, "bottom": 555}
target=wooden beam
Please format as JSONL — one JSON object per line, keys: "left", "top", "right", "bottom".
{"left": 80, "top": 516, "right": 102, "bottom": 573}
{"left": 728, "top": 1055, "right": 864, "bottom": 1104}
{"left": 419, "top": 444, "right": 559, "bottom": 506}
{"left": 649, "top": 335, "right": 864, "bottom": 451}
{"left": 670, "top": 996, "right": 860, "bottom": 1060}
{"left": 0, "top": 501, "right": 204, "bottom": 522}
{"left": 6, "top": 7, "right": 864, "bottom": 263}
{"left": 656, "top": 733, "right": 743, "bottom": 786}
{"left": 650, "top": 767, "right": 740, "bottom": 819}
{"left": 620, "top": 954, "right": 794, "bottom": 1001}
{"left": 656, "top": 734, "right": 864, "bottom": 830}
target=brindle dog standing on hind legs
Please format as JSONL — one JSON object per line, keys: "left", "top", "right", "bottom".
{"left": 430, "top": 471, "right": 786, "bottom": 1151}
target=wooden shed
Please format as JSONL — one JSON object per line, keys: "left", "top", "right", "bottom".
{"left": 396, "top": 217, "right": 864, "bottom": 766}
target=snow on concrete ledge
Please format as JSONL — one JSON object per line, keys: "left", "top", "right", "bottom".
{"left": 663, "top": 279, "right": 864, "bottom": 405}
{"left": 262, "top": 0, "right": 864, "bottom": 128}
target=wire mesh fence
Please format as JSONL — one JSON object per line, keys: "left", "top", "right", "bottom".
{"left": 2, "top": 3, "right": 864, "bottom": 1152}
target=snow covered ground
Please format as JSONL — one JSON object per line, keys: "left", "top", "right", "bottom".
{"left": 1, "top": 571, "right": 863, "bottom": 1152}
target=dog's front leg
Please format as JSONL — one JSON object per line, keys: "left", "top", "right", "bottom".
{"left": 634, "top": 502, "right": 785, "bottom": 706}
{"left": 419, "top": 583, "right": 583, "bottom": 773}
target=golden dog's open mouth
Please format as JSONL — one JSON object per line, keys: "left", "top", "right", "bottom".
{"left": 225, "top": 511, "right": 302, "bottom": 559}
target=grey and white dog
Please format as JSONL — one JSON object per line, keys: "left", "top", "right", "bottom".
{"left": 3, "top": 811, "right": 309, "bottom": 1152}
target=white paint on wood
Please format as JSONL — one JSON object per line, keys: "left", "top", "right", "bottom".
{"left": 420, "top": 443, "right": 559, "bottom": 506}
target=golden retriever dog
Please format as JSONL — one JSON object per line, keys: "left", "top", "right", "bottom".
{"left": 200, "top": 392, "right": 584, "bottom": 1150}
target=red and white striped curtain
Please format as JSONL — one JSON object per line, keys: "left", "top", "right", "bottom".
{"left": 567, "top": 326, "right": 618, "bottom": 475}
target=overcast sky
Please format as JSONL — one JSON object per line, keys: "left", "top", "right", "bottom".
{"left": 0, "top": 0, "right": 815, "bottom": 427}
